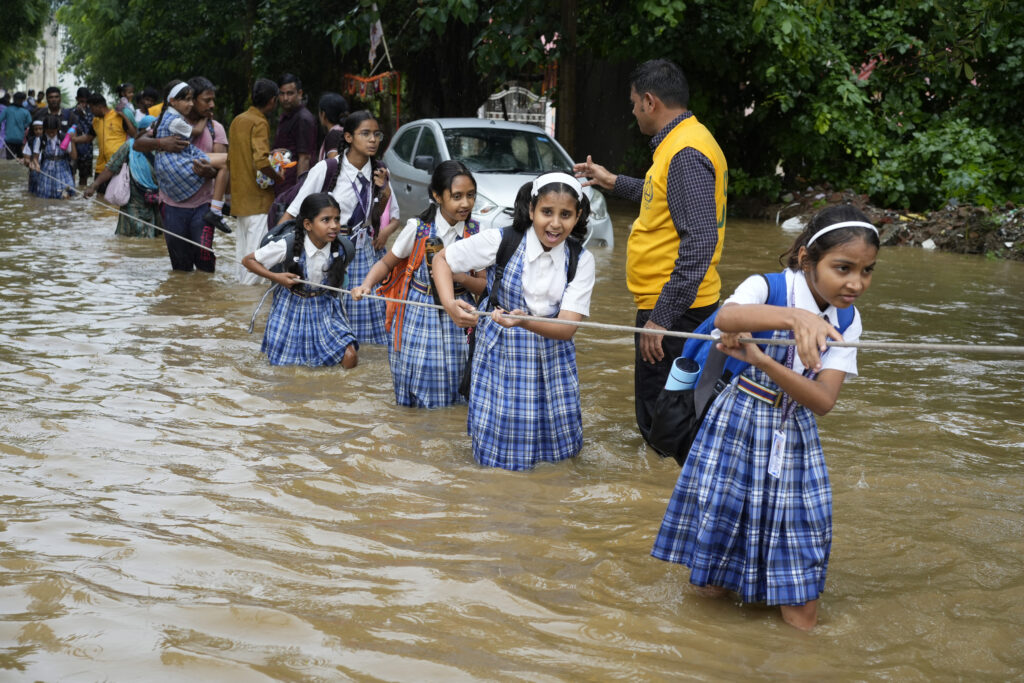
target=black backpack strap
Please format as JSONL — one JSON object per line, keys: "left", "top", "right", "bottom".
{"left": 566, "top": 237, "right": 582, "bottom": 283}
{"left": 487, "top": 229, "right": 525, "bottom": 310}
{"left": 322, "top": 157, "right": 341, "bottom": 192}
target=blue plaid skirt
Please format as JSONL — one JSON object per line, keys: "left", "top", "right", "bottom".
{"left": 35, "top": 158, "right": 75, "bottom": 198}
{"left": 346, "top": 230, "right": 389, "bottom": 345}
{"left": 261, "top": 256, "right": 358, "bottom": 366}
{"left": 467, "top": 238, "right": 582, "bottom": 470}
{"left": 387, "top": 261, "right": 473, "bottom": 408}
{"left": 651, "top": 331, "right": 832, "bottom": 606}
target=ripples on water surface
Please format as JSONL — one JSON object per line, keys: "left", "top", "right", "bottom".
{"left": 1, "top": 163, "right": 1022, "bottom": 680}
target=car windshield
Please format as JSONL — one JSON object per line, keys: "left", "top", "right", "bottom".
{"left": 442, "top": 127, "right": 573, "bottom": 174}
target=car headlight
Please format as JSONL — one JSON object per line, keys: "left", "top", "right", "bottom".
{"left": 473, "top": 193, "right": 501, "bottom": 217}
{"left": 588, "top": 189, "right": 608, "bottom": 220}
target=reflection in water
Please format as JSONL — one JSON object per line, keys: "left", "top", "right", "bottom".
{"left": 1, "top": 163, "right": 1022, "bottom": 679}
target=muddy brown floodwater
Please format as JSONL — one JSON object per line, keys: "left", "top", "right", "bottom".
{"left": 1, "top": 161, "right": 1023, "bottom": 680}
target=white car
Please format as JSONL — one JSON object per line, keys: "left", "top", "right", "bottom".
{"left": 383, "top": 118, "right": 614, "bottom": 248}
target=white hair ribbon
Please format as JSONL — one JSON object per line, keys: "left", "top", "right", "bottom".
{"left": 807, "top": 220, "right": 878, "bottom": 246}
{"left": 531, "top": 172, "right": 583, "bottom": 198}
{"left": 168, "top": 82, "right": 189, "bottom": 100}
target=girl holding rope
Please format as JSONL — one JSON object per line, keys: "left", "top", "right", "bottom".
{"left": 279, "top": 110, "right": 400, "bottom": 345}
{"left": 651, "top": 205, "right": 879, "bottom": 630}
{"left": 242, "top": 192, "right": 358, "bottom": 368}
{"left": 432, "top": 173, "right": 595, "bottom": 471}
{"left": 352, "top": 160, "right": 486, "bottom": 408}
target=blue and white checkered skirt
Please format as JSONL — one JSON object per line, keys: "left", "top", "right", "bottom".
{"left": 467, "top": 237, "right": 582, "bottom": 470}
{"left": 345, "top": 229, "right": 389, "bottom": 345}
{"left": 36, "top": 157, "right": 74, "bottom": 198}
{"left": 387, "top": 258, "right": 472, "bottom": 408}
{"left": 261, "top": 254, "right": 358, "bottom": 366}
{"left": 651, "top": 330, "right": 831, "bottom": 606}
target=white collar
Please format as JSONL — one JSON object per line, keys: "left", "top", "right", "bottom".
{"left": 342, "top": 153, "right": 372, "bottom": 181}
{"left": 524, "top": 227, "right": 566, "bottom": 263}
{"left": 433, "top": 208, "right": 464, "bottom": 238}
{"left": 303, "top": 235, "right": 332, "bottom": 260}
{"left": 790, "top": 269, "right": 840, "bottom": 323}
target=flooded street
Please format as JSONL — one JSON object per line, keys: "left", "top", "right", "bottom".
{"left": 1, "top": 160, "right": 1023, "bottom": 680}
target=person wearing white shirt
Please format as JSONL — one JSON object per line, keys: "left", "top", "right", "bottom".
{"left": 243, "top": 193, "right": 358, "bottom": 369}
{"left": 431, "top": 173, "right": 597, "bottom": 471}
{"left": 278, "top": 111, "right": 399, "bottom": 345}
{"left": 651, "top": 205, "right": 879, "bottom": 631}
{"left": 352, "top": 161, "right": 487, "bottom": 408}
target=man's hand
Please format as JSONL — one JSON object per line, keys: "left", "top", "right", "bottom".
{"left": 573, "top": 155, "right": 617, "bottom": 191}
{"left": 639, "top": 319, "right": 667, "bottom": 364}
{"left": 160, "top": 136, "right": 188, "bottom": 153}
{"left": 192, "top": 159, "right": 217, "bottom": 178}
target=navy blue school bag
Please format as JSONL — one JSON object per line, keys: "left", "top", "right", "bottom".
{"left": 647, "top": 271, "right": 855, "bottom": 466}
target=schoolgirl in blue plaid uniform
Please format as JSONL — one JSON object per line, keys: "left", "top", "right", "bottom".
{"left": 33, "top": 116, "right": 76, "bottom": 198}
{"left": 242, "top": 192, "right": 358, "bottom": 368}
{"left": 652, "top": 205, "right": 880, "bottom": 630}
{"left": 433, "top": 173, "right": 597, "bottom": 470}
{"left": 152, "top": 81, "right": 228, "bottom": 203}
{"left": 353, "top": 161, "right": 486, "bottom": 408}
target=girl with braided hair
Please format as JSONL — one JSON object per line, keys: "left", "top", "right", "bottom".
{"left": 242, "top": 192, "right": 358, "bottom": 368}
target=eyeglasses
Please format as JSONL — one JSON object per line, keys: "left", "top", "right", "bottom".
{"left": 357, "top": 130, "right": 385, "bottom": 141}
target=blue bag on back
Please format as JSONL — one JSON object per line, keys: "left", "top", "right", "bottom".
{"left": 647, "top": 271, "right": 855, "bottom": 466}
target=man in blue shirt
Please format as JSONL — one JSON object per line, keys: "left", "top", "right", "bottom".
{"left": 1, "top": 92, "right": 32, "bottom": 158}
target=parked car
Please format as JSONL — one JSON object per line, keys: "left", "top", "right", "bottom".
{"left": 382, "top": 118, "right": 614, "bottom": 248}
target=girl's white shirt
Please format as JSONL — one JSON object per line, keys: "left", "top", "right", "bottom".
{"left": 253, "top": 233, "right": 333, "bottom": 281}
{"left": 391, "top": 208, "right": 465, "bottom": 260}
{"left": 285, "top": 153, "right": 399, "bottom": 225}
{"left": 444, "top": 228, "right": 596, "bottom": 318}
{"left": 723, "top": 268, "right": 862, "bottom": 377}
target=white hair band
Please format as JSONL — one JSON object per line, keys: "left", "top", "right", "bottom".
{"left": 807, "top": 220, "right": 878, "bottom": 246}
{"left": 168, "top": 82, "right": 189, "bottom": 100}
{"left": 532, "top": 172, "right": 582, "bottom": 198}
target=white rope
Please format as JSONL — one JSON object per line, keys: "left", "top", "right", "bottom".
{"left": 6, "top": 153, "right": 1024, "bottom": 357}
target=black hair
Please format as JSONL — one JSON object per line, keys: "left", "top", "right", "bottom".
{"left": 419, "top": 160, "right": 476, "bottom": 223}
{"left": 76, "top": 87, "right": 90, "bottom": 99}
{"left": 13, "top": 92, "right": 26, "bottom": 104}
{"left": 341, "top": 109, "right": 375, "bottom": 146}
{"left": 86, "top": 93, "right": 106, "bottom": 107}
{"left": 290, "top": 192, "right": 349, "bottom": 288}
{"left": 279, "top": 73, "right": 302, "bottom": 90}
{"left": 252, "top": 78, "right": 278, "bottom": 108}
{"left": 187, "top": 76, "right": 216, "bottom": 99}
{"left": 154, "top": 79, "right": 191, "bottom": 133}
{"left": 629, "top": 58, "right": 689, "bottom": 109}
{"left": 141, "top": 86, "right": 160, "bottom": 103}
{"left": 42, "top": 114, "right": 60, "bottom": 131}
{"left": 318, "top": 91, "right": 348, "bottom": 126}
{"left": 780, "top": 204, "right": 880, "bottom": 270}
{"left": 0, "top": 94, "right": 9, "bottom": 106}
{"left": 341, "top": 111, "right": 388, "bottom": 235}
{"left": 116, "top": 82, "right": 134, "bottom": 97}
{"left": 510, "top": 178, "right": 591, "bottom": 243}
{"left": 45, "top": 86, "right": 60, "bottom": 97}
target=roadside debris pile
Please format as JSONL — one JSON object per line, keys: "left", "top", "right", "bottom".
{"left": 741, "top": 186, "right": 1024, "bottom": 261}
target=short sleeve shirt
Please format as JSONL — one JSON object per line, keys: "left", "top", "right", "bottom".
{"left": 444, "top": 228, "right": 596, "bottom": 317}
{"left": 723, "top": 269, "right": 862, "bottom": 377}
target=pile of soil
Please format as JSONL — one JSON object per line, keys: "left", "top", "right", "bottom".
{"left": 735, "top": 186, "right": 1024, "bottom": 261}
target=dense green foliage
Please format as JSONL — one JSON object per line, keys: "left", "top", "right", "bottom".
{"left": 54, "top": 0, "right": 1024, "bottom": 210}
{"left": 0, "top": 0, "right": 52, "bottom": 85}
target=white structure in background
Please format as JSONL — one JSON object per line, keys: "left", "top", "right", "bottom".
{"left": 477, "top": 85, "right": 555, "bottom": 137}
{"left": 14, "top": 20, "right": 78, "bottom": 98}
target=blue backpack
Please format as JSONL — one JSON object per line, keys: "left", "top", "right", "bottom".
{"left": 647, "top": 271, "right": 855, "bottom": 465}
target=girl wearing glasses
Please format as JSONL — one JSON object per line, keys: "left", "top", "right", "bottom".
{"left": 282, "top": 110, "right": 400, "bottom": 345}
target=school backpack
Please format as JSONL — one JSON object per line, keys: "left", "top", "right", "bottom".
{"left": 378, "top": 218, "right": 481, "bottom": 351}
{"left": 459, "top": 228, "right": 584, "bottom": 399}
{"left": 646, "top": 271, "right": 856, "bottom": 466}
{"left": 258, "top": 218, "right": 355, "bottom": 278}
{"left": 265, "top": 157, "right": 341, "bottom": 228}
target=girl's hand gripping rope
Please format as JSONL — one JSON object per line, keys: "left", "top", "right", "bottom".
{"left": 445, "top": 299, "right": 479, "bottom": 329}
{"left": 790, "top": 308, "right": 843, "bottom": 372}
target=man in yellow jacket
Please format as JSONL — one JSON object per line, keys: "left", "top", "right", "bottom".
{"left": 575, "top": 59, "right": 727, "bottom": 449}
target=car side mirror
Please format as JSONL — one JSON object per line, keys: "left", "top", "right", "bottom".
{"left": 413, "top": 155, "right": 435, "bottom": 173}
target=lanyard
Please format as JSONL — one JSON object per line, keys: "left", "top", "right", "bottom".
{"left": 775, "top": 280, "right": 828, "bottom": 424}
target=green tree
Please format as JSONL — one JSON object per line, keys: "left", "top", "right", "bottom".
{"left": 0, "top": 0, "right": 52, "bottom": 86}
